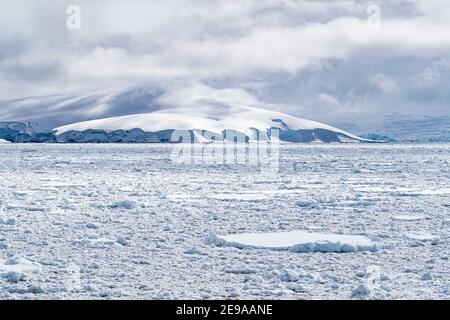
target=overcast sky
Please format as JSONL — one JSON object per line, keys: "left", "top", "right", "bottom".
{"left": 0, "top": 0, "right": 449, "bottom": 119}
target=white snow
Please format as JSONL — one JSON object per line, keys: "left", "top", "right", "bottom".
{"left": 0, "top": 139, "right": 10, "bottom": 143}
{"left": 209, "top": 231, "right": 378, "bottom": 253}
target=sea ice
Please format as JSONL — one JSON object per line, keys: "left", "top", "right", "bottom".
{"left": 0, "top": 143, "right": 447, "bottom": 299}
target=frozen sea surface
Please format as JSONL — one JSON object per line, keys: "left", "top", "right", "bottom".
{"left": 0, "top": 143, "right": 449, "bottom": 299}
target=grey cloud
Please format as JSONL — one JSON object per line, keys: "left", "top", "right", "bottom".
{"left": 0, "top": 38, "right": 27, "bottom": 61}
{"left": 0, "top": 0, "right": 448, "bottom": 121}
{"left": 2, "top": 61, "right": 64, "bottom": 82}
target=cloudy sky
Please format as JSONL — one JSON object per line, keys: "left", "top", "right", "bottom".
{"left": 0, "top": 0, "right": 449, "bottom": 122}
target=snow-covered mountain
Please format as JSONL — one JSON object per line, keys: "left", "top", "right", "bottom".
{"left": 0, "top": 85, "right": 370, "bottom": 143}
{"left": 53, "top": 106, "right": 368, "bottom": 143}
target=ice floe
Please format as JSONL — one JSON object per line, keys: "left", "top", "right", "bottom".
{"left": 39, "top": 182, "right": 87, "bottom": 188}
{"left": 167, "top": 190, "right": 305, "bottom": 202}
{"left": 6, "top": 204, "right": 48, "bottom": 212}
{"left": 0, "top": 217, "right": 16, "bottom": 225}
{"left": 209, "top": 231, "right": 378, "bottom": 253}
{"left": 92, "top": 199, "right": 138, "bottom": 209}
{"left": 392, "top": 215, "right": 425, "bottom": 221}
{"left": 354, "top": 187, "right": 450, "bottom": 196}
{"left": 207, "top": 193, "right": 269, "bottom": 201}
{"left": 107, "top": 200, "right": 137, "bottom": 209}
{"left": 405, "top": 232, "right": 438, "bottom": 242}
{"left": 73, "top": 238, "right": 118, "bottom": 248}
{"left": 0, "top": 258, "right": 41, "bottom": 283}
